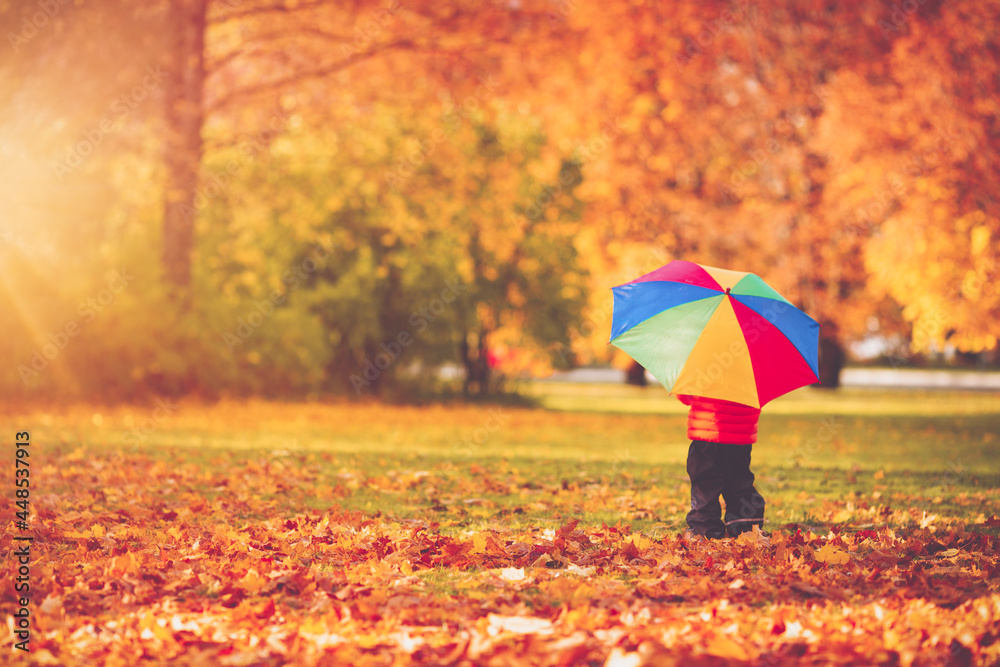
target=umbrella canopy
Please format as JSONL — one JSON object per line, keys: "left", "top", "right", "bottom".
{"left": 609, "top": 260, "right": 820, "bottom": 408}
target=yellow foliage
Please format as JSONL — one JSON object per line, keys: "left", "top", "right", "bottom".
{"left": 814, "top": 543, "right": 850, "bottom": 565}
{"left": 971, "top": 226, "right": 991, "bottom": 256}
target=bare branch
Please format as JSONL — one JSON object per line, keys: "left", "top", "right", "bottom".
{"left": 205, "top": 39, "right": 418, "bottom": 113}
{"left": 207, "top": 27, "right": 356, "bottom": 71}
{"left": 208, "top": 0, "right": 328, "bottom": 25}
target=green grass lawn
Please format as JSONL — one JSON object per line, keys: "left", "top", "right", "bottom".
{"left": 16, "top": 384, "right": 1000, "bottom": 536}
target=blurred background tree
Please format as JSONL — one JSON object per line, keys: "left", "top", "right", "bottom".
{"left": 1, "top": 0, "right": 996, "bottom": 401}
{"left": 197, "top": 101, "right": 587, "bottom": 398}
{"left": 812, "top": 0, "right": 1000, "bottom": 358}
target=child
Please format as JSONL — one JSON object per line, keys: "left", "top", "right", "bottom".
{"left": 677, "top": 394, "right": 765, "bottom": 539}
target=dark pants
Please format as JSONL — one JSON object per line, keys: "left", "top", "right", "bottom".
{"left": 686, "top": 440, "right": 765, "bottom": 538}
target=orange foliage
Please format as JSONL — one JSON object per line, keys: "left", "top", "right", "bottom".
{"left": 813, "top": 0, "right": 1000, "bottom": 353}
{"left": 533, "top": 0, "right": 997, "bottom": 359}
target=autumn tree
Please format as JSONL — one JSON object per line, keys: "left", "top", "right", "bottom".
{"left": 4, "top": 0, "right": 576, "bottom": 290}
{"left": 812, "top": 0, "right": 1000, "bottom": 357}
{"left": 1, "top": 0, "right": 591, "bottom": 398}
{"left": 170, "top": 0, "right": 585, "bottom": 290}
{"left": 194, "top": 100, "right": 588, "bottom": 397}
{"left": 5, "top": 0, "right": 996, "bottom": 400}
{"left": 529, "top": 0, "right": 933, "bottom": 386}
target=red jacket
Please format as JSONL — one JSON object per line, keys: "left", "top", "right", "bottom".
{"left": 677, "top": 395, "right": 760, "bottom": 445}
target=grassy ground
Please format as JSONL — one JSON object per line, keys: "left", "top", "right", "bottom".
{"left": 21, "top": 384, "right": 1000, "bottom": 531}
{"left": 2, "top": 385, "right": 999, "bottom": 665}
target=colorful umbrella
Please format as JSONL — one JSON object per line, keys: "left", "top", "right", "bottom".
{"left": 609, "top": 260, "right": 820, "bottom": 408}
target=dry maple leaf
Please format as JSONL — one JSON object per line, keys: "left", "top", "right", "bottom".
{"left": 815, "top": 542, "right": 850, "bottom": 565}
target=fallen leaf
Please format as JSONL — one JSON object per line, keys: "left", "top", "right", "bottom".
{"left": 832, "top": 509, "right": 853, "bottom": 523}
{"left": 736, "top": 525, "right": 770, "bottom": 547}
{"left": 472, "top": 532, "right": 489, "bottom": 555}
{"left": 605, "top": 648, "right": 643, "bottom": 667}
{"left": 486, "top": 614, "right": 553, "bottom": 636}
{"left": 815, "top": 543, "right": 850, "bottom": 565}
{"left": 706, "top": 634, "right": 749, "bottom": 660}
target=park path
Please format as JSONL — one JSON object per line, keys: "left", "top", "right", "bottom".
{"left": 544, "top": 367, "right": 1000, "bottom": 390}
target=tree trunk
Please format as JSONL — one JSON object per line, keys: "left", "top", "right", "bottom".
{"left": 625, "top": 360, "right": 648, "bottom": 386}
{"left": 461, "top": 329, "right": 491, "bottom": 396}
{"left": 817, "top": 331, "right": 846, "bottom": 389}
{"left": 162, "top": 0, "right": 207, "bottom": 287}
